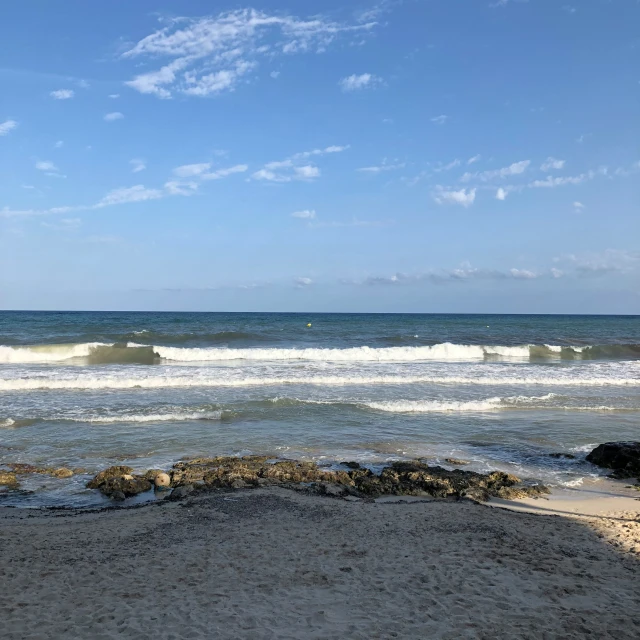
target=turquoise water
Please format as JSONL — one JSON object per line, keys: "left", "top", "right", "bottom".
{"left": 0, "top": 312, "right": 638, "bottom": 506}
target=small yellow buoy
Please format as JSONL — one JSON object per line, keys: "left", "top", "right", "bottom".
{"left": 307, "top": 323, "right": 312, "bottom": 328}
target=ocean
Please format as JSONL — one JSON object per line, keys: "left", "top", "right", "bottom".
{"left": 0, "top": 311, "right": 638, "bottom": 506}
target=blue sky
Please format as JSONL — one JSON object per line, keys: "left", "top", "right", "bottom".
{"left": 0, "top": 0, "right": 638, "bottom": 313}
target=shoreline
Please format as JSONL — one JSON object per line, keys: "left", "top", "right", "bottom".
{"left": 1, "top": 486, "right": 638, "bottom": 639}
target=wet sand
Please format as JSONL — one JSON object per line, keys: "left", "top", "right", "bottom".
{"left": 1, "top": 486, "right": 639, "bottom": 639}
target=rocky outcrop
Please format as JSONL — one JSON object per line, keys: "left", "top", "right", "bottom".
{"left": 347, "top": 461, "right": 548, "bottom": 501}
{"left": 49, "top": 467, "right": 74, "bottom": 478}
{"left": 86, "top": 466, "right": 151, "bottom": 500}
{"left": 586, "top": 442, "right": 640, "bottom": 480}
{"left": 85, "top": 456, "right": 548, "bottom": 502}
{"left": 7, "top": 464, "right": 75, "bottom": 478}
{"left": 548, "top": 453, "right": 576, "bottom": 460}
{"left": 444, "top": 458, "right": 471, "bottom": 466}
{"left": 168, "top": 456, "right": 547, "bottom": 501}
{"left": 0, "top": 471, "right": 19, "bottom": 487}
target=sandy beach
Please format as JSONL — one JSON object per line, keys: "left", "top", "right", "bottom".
{"left": 1, "top": 486, "right": 638, "bottom": 640}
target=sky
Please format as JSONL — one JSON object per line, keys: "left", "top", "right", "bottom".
{"left": 0, "top": 0, "right": 638, "bottom": 313}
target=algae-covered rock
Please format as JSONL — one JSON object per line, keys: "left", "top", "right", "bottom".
{"left": 87, "top": 456, "right": 549, "bottom": 503}
{"left": 98, "top": 476, "right": 152, "bottom": 499}
{"left": 86, "top": 465, "right": 151, "bottom": 499}
{"left": 349, "top": 461, "right": 548, "bottom": 501}
{"left": 0, "top": 471, "right": 19, "bottom": 487}
{"left": 86, "top": 466, "right": 133, "bottom": 489}
{"left": 50, "top": 468, "right": 74, "bottom": 479}
{"left": 444, "top": 458, "right": 471, "bottom": 466}
{"left": 7, "top": 464, "right": 74, "bottom": 479}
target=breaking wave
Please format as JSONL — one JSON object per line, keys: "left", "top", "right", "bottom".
{"left": 2, "top": 341, "right": 640, "bottom": 364}
{"left": 1, "top": 370, "right": 638, "bottom": 391}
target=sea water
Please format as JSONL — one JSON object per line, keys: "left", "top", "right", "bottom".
{"left": 0, "top": 311, "right": 638, "bottom": 506}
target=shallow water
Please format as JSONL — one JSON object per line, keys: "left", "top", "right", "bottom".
{"left": 0, "top": 311, "right": 638, "bottom": 506}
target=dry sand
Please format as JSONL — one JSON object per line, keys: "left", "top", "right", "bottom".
{"left": 1, "top": 487, "right": 639, "bottom": 640}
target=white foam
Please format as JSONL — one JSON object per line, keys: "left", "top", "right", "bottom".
{"left": 0, "top": 343, "right": 107, "bottom": 364}
{"left": 0, "top": 418, "right": 16, "bottom": 427}
{"left": 0, "top": 341, "right": 594, "bottom": 364}
{"left": 80, "top": 410, "right": 223, "bottom": 423}
{"left": 152, "top": 343, "right": 493, "bottom": 362}
{"left": 1, "top": 371, "right": 637, "bottom": 391}
{"left": 363, "top": 398, "right": 504, "bottom": 413}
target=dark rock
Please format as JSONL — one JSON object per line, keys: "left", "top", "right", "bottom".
{"left": 548, "top": 453, "right": 576, "bottom": 460}
{"left": 586, "top": 442, "right": 640, "bottom": 479}
{"left": 99, "top": 476, "right": 152, "bottom": 498}
{"left": 87, "top": 456, "right": 550, "bottom": 503}
{"left": 86, "top": 466, "right": 133, "bottom": 489}
{"left": 342, "top": 461, "right": 362, "bottom": 469}
{"left": 86, "top": 466, "right": 151, "bottom": 499}
{"left": 50, "top": 467, "right": 74, "bottom": 478}
{"left": 169, "top": 485, "right": 195, "bottom": 500}
{"left": 0, "top": 471, "right": 19, "bottom": 487}
{"left": 349, "top": 461, "right": 549, "bottom": 501}
{"left": 444, "top": 458, "right": 471, "bottom": 466}
{"left": 143, "top": 469, "right": 166, "bottom": 482}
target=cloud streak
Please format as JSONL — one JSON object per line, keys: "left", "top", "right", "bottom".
{"left": 123, "top": 9, "right": 377, "bottom": 99}
{"left": 252, "top": 145, "right": 347, "bottom": 182}
{"left": 0, "top": 119, "right": 18, "bottom": 136}
{"left": 50, "top": 89, "right": 75, "bottom": 100}
{"left": 461, "top": 160, "right": 530, "bottom": 183}
{"left": 433, "top": 187, "right": 476, "bottom": 207}
{"left": 339, "top": 73, "right": 381, "bottom": 91}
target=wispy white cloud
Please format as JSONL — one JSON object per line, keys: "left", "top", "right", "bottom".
{"left": 294, "top": 165, "right": 320, "bottom": 179}
{"left": 0, "top": 119, "right": 18, "bottom": 136}
{"left": 173, "top": 163, "right": 211, "bottom": 178}
{"left": 252, "top": 145, "right": 347, "bottom": 182}
{"left": 50, "top": 89, "right": 75, "bottom": 100}
{"left": 540, "top": 157, "right": 566, "bottom": 171}
{"left": 433, "top": 159, "right": 460, "bottom": 173}
{"left": 292, "top": 209, "right": 316, "bottom": 219}
{"left": 509, "top": 268, "right": 538, "bottom": 279}
{"left": 104, "top": 112, "right": 124, "bottom": 122}
{"left": 461, "top": 160, "right": 530, "bottom": 182}
{"left": 95, "top": 185, "right": 164, "bottom": 207}
{"left": 490, "top": 0, "right": 529, "bottom": 7}
{"left": 430, "top": 115, "right": 448, "bottom": 125}
{"left": 556, "top": 249, "right": 640, "bottom": 277}
{"left": 573, "top": 201, "right": 585, "bottom": 212}
{"left": 346, "top": 264, "right": 548, "bottom": 287}
{"left": 130, "top": 158, "right": 146, "bottom": 173}
{"left": 123, "top": 9, "right": 377, "bottom": 99}
{"left": 496, "top": 187, "right": 508, "bottom": 200}
{"left": 270, "top": 70, "right": 280, "bottom": 79}
{"left": 35, "top": 161, "right": 58, "bottom": 171}
{"left": 339, "top": 73, "right": 381, "bottom": 91}
{"left": 54, "top": 140, "right": 64, "bottom": 149}
{"left": 163, "top": 181, "right": 199, "bottom": 196}
{"left": 41, "top": 217, "right": 82, "bottom": 230}
{"left": 202, "top": 164, "right": 248, "bottom": 180}
{"left": 433, "top": 187, "right": 476, "bottom": 207}
{"left": 467, "top": 155, "right": 481, "bottom": 165}
{"left": 529, "top": 172, "right": 593, "bottom": 188}
{"left": 358, "top": 159, "right": 405, "bottom": 173}
{"left": 109, "top": 94, "right": 120, "bottom": 99}
{"left": 294, "top": 277, "right": 313, "bottom": 287}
